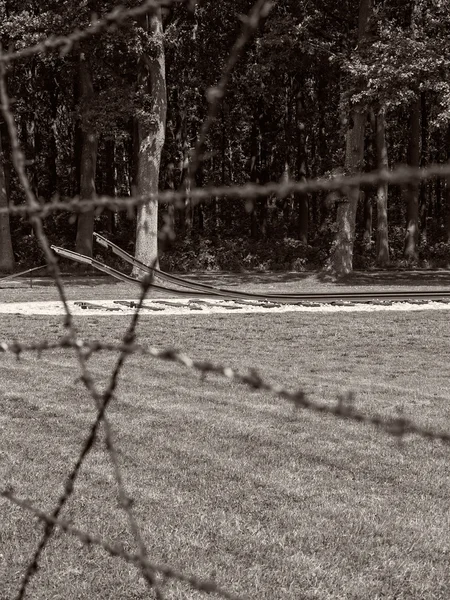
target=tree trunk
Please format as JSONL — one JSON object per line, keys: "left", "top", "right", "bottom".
{"left": 296, "top": 89, "right": 308, "bottom": 244}
{"left": 362, "top": 191, "right": 372, "bottom": 246}
{"left": 104, "top": 137, "right": 116, "bottom": 233}
{"left": 419, "top": 92, "right": 428, "bottom": 246}
{"left": 331, "top": 106, "right": 367, "bottom": 276}
{"left": 75, "top": 54, "right": 98, "bottom": 258}
{"left": 374, "top": 109, "right": 389, "bottom": 266}
{"left": 317, "top": 77, "right": 329, "bottom": 227}
{"left": 445, "top": 124, "right": 450, "bottom": 243}
{"left": 47, "top": 81, "right": 58, "bottom": 198}
{"left": 133, "top": 8, "right": 167, "bottom": 273}
{"left": 404, "top": 96, "right": 421, "bottom": 260}
{"left": 0, "top": 127, "right": 15, "bottom": 273}
{"left": 330, "top": 0, "right": 372, "bottom": 277}
{"left": 249, "top": 116, "right": 260, "bottom": 238}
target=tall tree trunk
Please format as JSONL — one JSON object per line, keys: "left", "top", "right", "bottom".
{"left": 249, "top": 116, "right": 260, "bottom": 239}
{"left": 75, "top": 54, "right": 98, "bottom": 258}
{"left": 0, "top": 126, "right": 15, "bottom": 273}
{"left": 194, "top": 166, "right": 204, "bottom": 235}
{"left": 374, "top": 109, "right": 389, "bottom": 266}
{"left": 419, "top": 92, "right": 428, "bottom": 246}
{"left": 281, "top": 81, "right": 293, "bottom": 230}
{"left": 362, "top": 191, "right": 372, "bottom": 247}
{"left": 404, "top": 96, "right": 421, "bottom": 260}
{"left": 445, "top": 124, "right": 450, "bottom": 243}
{"left": 295, "top": 90, "right": 308, "bottom": 244}
{"left": 258, "top": 120, "right": 269, "bottom": 239}
{"left": 133, "top": 8, "right": 166, "bottom": 272}
{"left": 331, "top": 0, "right": 372, "bottom": 277}
{"left": 104, "top": 137, "right": 116, "bottom": 234}
{"left": 317, "top": 77, "right": 329, "bottom": 227}
{"left": 47, "top": 81, "right": 58, "bottom": 198}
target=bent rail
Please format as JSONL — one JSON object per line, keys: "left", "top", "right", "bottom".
{"left": 52, "top": 241, "right": 450, "bottom": 305}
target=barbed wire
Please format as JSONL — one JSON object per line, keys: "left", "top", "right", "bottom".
{"left": 0, "top": 489, "right": 245, "bottom": 600}
{"left": 0, "top": 163, "right": 449, "bottom": 219}
{"left": 0, "top": 1, "right": 275, "bottom": 598}
{"left": 1, "top": 336, "right": 449, "bottom": 444}
{"left": 0, "top": 38, "right": 168, "bottom": 600}
{"left": 1, "top": 0, "right": 449, "bottom": 599}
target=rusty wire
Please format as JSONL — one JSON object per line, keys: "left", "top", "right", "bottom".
{"left": 0, "top": 39, "right": 166, "bottom": 600}
{"left": 0, "top": 164, "right": 449, "bottom": 220}
{"left": 0, "top": 1, "right": 274, "bottom": 599}
{"left": 1, "top": 0, "right": 449, "bottom": 599}
{"left": 0, "top": 337, "right": 449, "bottom": 444}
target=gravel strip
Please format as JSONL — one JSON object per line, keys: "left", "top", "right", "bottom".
{"left": 1, "top": 298, "right": 450, "bottom": 316}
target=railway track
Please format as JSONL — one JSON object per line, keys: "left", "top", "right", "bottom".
{"left": 48, "top": 239, "right": 450, "bottom": 307}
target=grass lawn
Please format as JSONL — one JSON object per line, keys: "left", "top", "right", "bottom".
{"left": 2, "top": 267, "right": 450, "bottom": 304}
{"left": 1, "top": 306, "right": 450, "bottom": 599}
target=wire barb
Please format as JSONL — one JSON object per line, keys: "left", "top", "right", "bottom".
{"left": 1, "top": 1, "right": 448, "bottom": 599}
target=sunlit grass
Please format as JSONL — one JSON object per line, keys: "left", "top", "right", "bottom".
{"left": 1, "top": 309, "right": 449, "bottom": 599}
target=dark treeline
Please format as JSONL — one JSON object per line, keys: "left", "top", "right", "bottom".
{"left": 0, "top": 0, "right": 449, "bottom": 276}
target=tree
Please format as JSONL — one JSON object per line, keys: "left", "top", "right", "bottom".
{"left": 75, "top": 53, "right": 98, "bottom": 258}
{"left": 0, "top": 125, "right": 15, "bottom": 273}
{"left": 374, "top": 108, "right": 389, "bottom": 266}
{"left": 403, "top": 95, "right": 421, "bottom": 261}
{"left": 330, "top": 0, "right": 373, "bottom": 277}
{"left": 133, "top": 8, "right": 167, "bottom": 273}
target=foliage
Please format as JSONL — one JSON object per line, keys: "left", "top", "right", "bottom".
{"left": 1, "top": 0, "right": 450, "bottom": 274}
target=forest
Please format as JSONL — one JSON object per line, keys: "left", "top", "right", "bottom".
{"left": 0, "top": 0, "right": 449, "bottom": 277}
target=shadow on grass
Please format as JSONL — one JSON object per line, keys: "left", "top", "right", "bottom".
{"left": 4, "top": 267, "right": 450, "bottom": 290}
{"left": 318, "top": 269, "right": 450, "bottom": 287}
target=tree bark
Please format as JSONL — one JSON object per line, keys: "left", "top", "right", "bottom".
{"left": 330, "top": 0, "right": 372, "bottom": 277}
{"left": 404, "top": 96, "right": 421, "bottom": 260}
{"left": 362, "top": 191, "right": 372, "bottom": 246}
{"left": 419, "top": 92, "right": 428, "bottom": 246}
{"left": 249, "top": 115, "right": 260, "bottom": 238}
{"left": 104, "top": 137, "right": 116, "bottom": 233}
{"left": 133, "top": 8, "right": 167, "bottom": 273}
{"left": 331, "top": 106, "right": 367, "bottom": 276}
{"left": 75, "top": 54, "right": 98, "bottom": 258}
{"left": 374, "top": 109, "right": 389, "bottom": 266}
{"left": 296, "top": 89, "right": 308, "bottom": 244}
{"left": 47, "top": 79, "right": 58, "bottom": 198}
{"left": 445, "top": 124, "right": 450, "bottom": 243}
{"left": 0, "top": 126, "right": 15, "bottom": 273}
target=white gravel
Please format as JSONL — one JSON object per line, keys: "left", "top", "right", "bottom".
{"left": 0, "top": 298, "right": 450, "bottom": 316}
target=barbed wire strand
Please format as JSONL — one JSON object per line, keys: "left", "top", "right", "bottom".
{"left": 1, "top": 337, "right": 449, "bottom": 444}
{"left": 0, "top": 490, "right": 245, "bottom": 600}
{"left": 0, "top": 0, "right": 271, "bottom": 597}
{"left": 0, "top": 163, "right": 449, "bottom": 220}
{"left": 0, "top": 47, "right": 165, "bottom": 600}
{"left": 0, "top": 0, "right": 190, "bottom": 65}
{"left": 1, "top": 1, "right": 450, "bottom": 599}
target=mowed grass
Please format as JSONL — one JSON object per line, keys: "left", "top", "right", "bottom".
{"left": 2, "top": 266, "right": 450, "bottom": 304}
{"left": 1, "top": 309, "right": 450, "bottom": 599}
